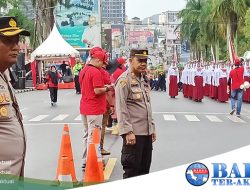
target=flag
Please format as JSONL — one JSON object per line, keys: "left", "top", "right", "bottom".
{"left": 228, "top": 35, "right": 236, "bottom": 64}
{"left": 210, "top": 45, "right": 215, "bottom": 62}
{"left": 173, "top": 46, "right": 178, "bottom": 64}
{"left": 200, "top": 51, "right": 204, "bottom": 64}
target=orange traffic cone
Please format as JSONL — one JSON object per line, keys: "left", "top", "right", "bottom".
{"left": 56, "top": 124, "right": 77, "bottom": 184}
{"left": 84, "top": 143, "right": 104, "bottom": 183}
{"left": 91, "top": 127, "right": 104, "bottom": 181}
{"left": 92, "top": 127, "right": 101, "bottom": 144}
{"left": 98, "top": 159, "right": 105, "bottom": 182}
{"left": 56, "top": 156, "right": 73, "bottom": 187}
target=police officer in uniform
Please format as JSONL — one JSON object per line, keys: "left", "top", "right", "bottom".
{"left": 115, "top": 49, "right": 156, "bottom": 178}
{"left": 0, "top": 16, "right": 30, "bottom": 188}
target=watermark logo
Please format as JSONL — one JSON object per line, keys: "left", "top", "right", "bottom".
{"left": 211, "top": 163, "right": 250, "bottom": 186}
{"left": 185, "top": 162, "right": 209, "bottom": 186}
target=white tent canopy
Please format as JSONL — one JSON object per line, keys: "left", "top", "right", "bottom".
{"left": 31, "top": 24, "right": 80, "bottom": 61}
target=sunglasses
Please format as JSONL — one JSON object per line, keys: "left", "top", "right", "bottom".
{"left": 0, "top": 35, "right": 19, "bottom": 45}
{"left": 137, "top": 58, "right": 148, "bottom": 63}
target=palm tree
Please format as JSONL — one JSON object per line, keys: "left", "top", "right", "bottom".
{"left": 179, "top": 0, "right": 204, "bottom": 59}
{"left": 214, "top": 0, "right": 247, "bottom": 40}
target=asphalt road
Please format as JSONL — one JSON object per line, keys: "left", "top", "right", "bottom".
{"left": 16, "top": 88, "right": 250, "bottom": 182}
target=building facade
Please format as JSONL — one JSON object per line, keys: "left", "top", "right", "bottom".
{"left": 101, "top": 0, "right": 125, "bottom": 24}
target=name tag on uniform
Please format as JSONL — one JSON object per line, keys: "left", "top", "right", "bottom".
{"left": 131, "top": 79, "right": 139, "bottom": 87}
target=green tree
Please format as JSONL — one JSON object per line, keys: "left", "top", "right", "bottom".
{"left": 31, "top": 0, "right": 70, "bottom": 47}
{"left": 179, "top": 0, "right": 203, "bottom": 59}
{"left": 214, "top": 0, "right": 247, "bottom": 40}
{"left": 179, "top": 0, "right": 250, "bottom": 60}
{"left": 244, "top": 9, "right": 250, "bottom": 38}
{"left": 7, "top": 8, "right": 34, "bottom": 44}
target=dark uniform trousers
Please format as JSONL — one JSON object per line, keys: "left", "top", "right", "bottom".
{"left": 49, "top": 87, "right": 58, "bottom": 103}
{"left": 74, "top": 75, "right": 80, "bottom": 93}
{"left": 121, "top": 135, "right": 152, "bottom": 179}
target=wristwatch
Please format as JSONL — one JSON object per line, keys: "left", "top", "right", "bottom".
{"left": 105, "top": 86, "right": 110, "bottom": 92}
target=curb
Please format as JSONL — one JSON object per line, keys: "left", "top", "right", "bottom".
{"left": 15, "top": 88, "right": 35, "bottom": 94}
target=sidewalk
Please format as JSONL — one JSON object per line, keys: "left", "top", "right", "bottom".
{"left": 15, "top": 87, "right": 35, "bottom": 94}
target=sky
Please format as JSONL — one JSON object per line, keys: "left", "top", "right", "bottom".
{"left": 126, "top": 0, "right": 187, "bottom": 19}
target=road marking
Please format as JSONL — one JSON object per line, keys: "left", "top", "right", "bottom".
{"left": 163, "top": 114, "right": 176, "bottom": 121}
{"left": 153, "top": 111, "right": 229, "bottom": 115}
{"left": 52, "top": 114, "right": 69, "bottom": 121}
{"left": 227, "top": 116, "right": 246, "bottom": 123}
{"left": 29, "top": 115, "right": 49, "bottom": 122}
{"left": 243, "top": 108, "right": 250, "bottom": 114}
{"left": 24, "top": 123, "right": 82, "bottom": 126}
{"left": 206, "top": 115, "right": 223, "bottom": 122}
{"left": 185, "top": 115, "right": 200, "bottom": 122}
{"left": 74, "top": 115, "right": 81, "bottom": 121}
{"left": 104, "top": 158, "right": 117, "bottom": 181}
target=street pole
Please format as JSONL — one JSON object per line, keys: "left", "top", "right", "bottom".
{"left": 32, "top": 2, "right": 38, "bottom": 49}
{"left": 100, "top": 0, "right": 103, "bottom": 49}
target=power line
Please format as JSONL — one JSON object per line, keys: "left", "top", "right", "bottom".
{"left": 123, "top": 21, "right": 242, "bottom": 26}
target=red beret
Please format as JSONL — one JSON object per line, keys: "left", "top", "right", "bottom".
{"left": 90, "top": 47, "right": 109, "bottom": 63}
{"left": 117, "top": 57, "right": 126, "bottom": 65}
{"left": 103, "top": 53, "right": 109, "bottom": 65}
{"left": 90, "top": 47, "right": 103, "bottom": 57}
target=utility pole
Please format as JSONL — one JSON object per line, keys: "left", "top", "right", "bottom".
{"left": 100, "top": 0, "right": 104, "bottom": 49}
{"left": 32, "top": 1, "right": 38, "bottom": 49}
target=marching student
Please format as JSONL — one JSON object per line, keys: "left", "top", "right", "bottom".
{"left": 192, "top": 62, "right": 204, "bottom": 102}
{"left": 180, "top": 64, "right": 189, "bottom": 98}
{"left": 203, "top": 63, "right": 210, "bottom": 97}
{"left": 209, "top": 63, "right": 216, "bottom": 99}
{"left": 167, "top": 62, "right": 179, "bottom": 98}
{"left": 217, "top": 62, "right": 229, "bottom": 102}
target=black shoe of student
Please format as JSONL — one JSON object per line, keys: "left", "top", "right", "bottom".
{"left": 82, "top": 164, "right": 86, "bottom": 171}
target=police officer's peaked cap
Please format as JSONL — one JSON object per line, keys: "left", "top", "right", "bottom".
{"left": 130, "top": 49, "right": 149, "bottom": 59}
{"left": 0, "top": 16, "right": 30, "bottom": 37}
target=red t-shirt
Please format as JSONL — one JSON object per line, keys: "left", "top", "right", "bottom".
{"left": 112, "top": 66, "right": 126, "bottom": 82}
{"left": 229, "top": 67, "right": 244, "bottom": 90}
{"left": 100, "top": 68, "right": 111, "bottom": 85}
{"left": 79, "top": 65, "right": 106, "bottom": 115}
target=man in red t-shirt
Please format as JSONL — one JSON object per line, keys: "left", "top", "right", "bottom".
{"left": 100, "top": 54, "right": 114, "bottom": 156}
{"left": 79, "top": 47, "right": 113, "bottom": 169}
{"left": 112, "top": 57, "right": 127, "bottom": 82}
{"left": 228, "top": 58, "right": 245, "bottom": 116}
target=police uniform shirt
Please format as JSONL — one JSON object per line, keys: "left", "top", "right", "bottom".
{"left": 0, "top": 72, "right": 26, "bottom": 177}
{"left": 115, "top": 70, "right": 155, "bottom": 136}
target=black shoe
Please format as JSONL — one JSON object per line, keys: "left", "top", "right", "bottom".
{"left": 101, "top": 149, "right": 111, "bottom": 155}
{"left": 230, "top": 108, "right": 236, "bottom": 115}
{"left": 82, "top": 164, "right": 86, "bottom": 171}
